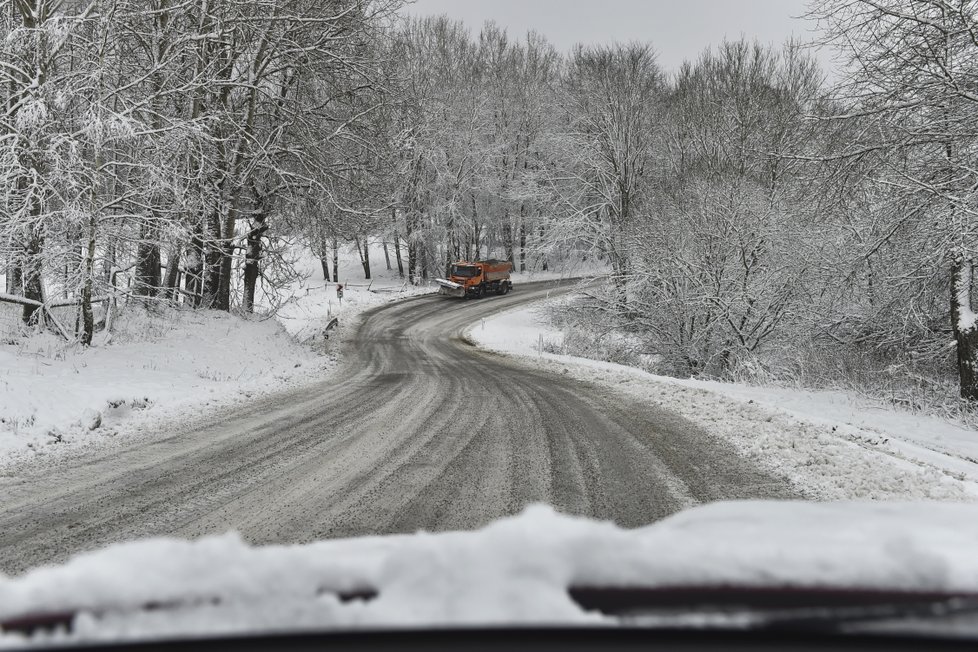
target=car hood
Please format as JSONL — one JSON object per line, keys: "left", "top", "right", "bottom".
{"left": 2, "top": 501, "right": 978, "bottom": 644}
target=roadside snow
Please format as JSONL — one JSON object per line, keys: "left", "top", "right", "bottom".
{"left": 467, "top": 300, "right": 978, "bottom": 502}
{"left": 0, "top": 308, "right": 335, "bottom": 467}
{"left": 3, "top": 501, "right": 978, "bottom": 644}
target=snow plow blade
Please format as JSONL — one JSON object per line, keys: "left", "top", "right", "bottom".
{"left": 436, "top": 278, "right": 466, "bottom": 298}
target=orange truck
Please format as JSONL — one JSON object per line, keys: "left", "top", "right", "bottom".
{"left": 436, "top": 259, "right": 513, "bottom": 298}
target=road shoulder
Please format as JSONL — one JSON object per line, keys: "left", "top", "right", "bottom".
{"left": 466, "top": 298, "right": 978, "bottom": 502}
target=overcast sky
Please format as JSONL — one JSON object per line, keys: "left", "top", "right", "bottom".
{"left": 402, "top": 0, "right": 829, "bottom": 76}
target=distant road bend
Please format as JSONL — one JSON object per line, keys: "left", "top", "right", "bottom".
{"left": 0, "top": 280, "right": 797, "bottom": 575}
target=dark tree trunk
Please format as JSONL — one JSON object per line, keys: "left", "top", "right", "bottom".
{"left": 201, "top": 210, "right": 223, "bottom": 308}
{"left": 392, "top": 208, "right": 404, "bottom": 278}
{"left": 80, "top": 212, "right": 97, "bottom": 346}
{"left": 363, "top": 240, "right": 371, "bottom": 280}
{"left": 215, "top": 241, "right": 233, "bottom": 311}
{"left": 503, "top": 208, "right": 514, "bottom": 264}
{"left": 318, "top": 232, "right": 331, "bottom": 281}
{"left": 952, "top": 258, "right": 978, "bottom": 401}
{"left": 186, "top": 222, "right": 205, "bottom": 307}
{"left": 6, "top": 264, "right": 22, "bottom": 297}
{"left": 21, "top": 232, "right": 44, "bottom": 324}
{"left": 409, "top": 240, "right": 419, "bottom": 284}
{"left": 242, "top": 215, "right": 267, "bottom": 313}
{"left": 406, "top": 217, "right": 417, "bottom": 284}
{"left": 215, "top": 199, "right": 241, "bottom": 312}
{"left": 382, "top": 240, "right": 392, "bottom": 271}
{"left": 102, "top": 236, "right": 116, "bottom": 284}
{"left": 519, "top": 219, "right": 526, "bottom": 273}
{"left": 134, "top": 220, "right": 161, "bottom": 298}
{"left": 470, "top": 193, "right": 480, "bottom": 260}
{"left": 394, "top": 235, "right": 405, "bottom": 278}
{"left": 332, "top": 238, "right": 339, "bottom": 284}
{"left": 539, "top": 225, "right": 548, "bottom": 271}
{"left": 356, "top": 236, "right": 371, "bottom": 280}
{"left": 162, "top": 244, "right": 181, "bottom": 300}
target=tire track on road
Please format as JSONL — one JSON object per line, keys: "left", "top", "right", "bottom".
{"left": 0, "top": 281, "right": 799, "bottom": 575}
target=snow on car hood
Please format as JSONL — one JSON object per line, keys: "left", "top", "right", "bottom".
{"left": 2, "top": 500, "right": 977, "bottom": 644}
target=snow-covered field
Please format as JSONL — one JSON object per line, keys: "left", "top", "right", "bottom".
{"left": 3, "top": 501, "right": 978, "bottom": 643}
{"left": 468, "top": 299, "right": 978, "bottom": 502}
{"left": 0, "top": 307, "right": 333, "bottom": 467}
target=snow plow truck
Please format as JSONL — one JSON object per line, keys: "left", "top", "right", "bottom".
{"left": 436, "top": 259, "right": 513, "bottom": 299}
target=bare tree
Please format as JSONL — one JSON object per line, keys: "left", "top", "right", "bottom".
{"left": 561, "top": 43, "right": 664, "bottom": 306}
{"left": 811, "top": 0, "right": 978, "bottom": 399}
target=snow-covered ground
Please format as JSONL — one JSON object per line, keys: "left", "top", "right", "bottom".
{"left": 0, "top": 243, "right": 429, "bottom": 467}
{"left": 0, "top": 307, "right": 336, "bottom": 467}
{"left": 468, "top": 299, "right": 978, "bottom": 502}
{"left": 275, "top": 245, "right": 434, "bottom": 341}
{"left": 3, "top": 501, "right": 978, "bottom": 644}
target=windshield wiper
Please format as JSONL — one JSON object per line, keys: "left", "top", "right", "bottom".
{"left": 569, "top": 586, "right": 978, "bottom": 636}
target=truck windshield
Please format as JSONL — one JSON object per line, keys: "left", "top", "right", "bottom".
{"left": 451, "top": 265, "right": 480, "bottom": 278}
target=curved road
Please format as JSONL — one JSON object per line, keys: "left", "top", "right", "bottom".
{"left": 0, "top": 282, "right": 796, "bottom": 575}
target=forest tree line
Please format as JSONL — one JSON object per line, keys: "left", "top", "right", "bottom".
{"left": 2, "top": 0, "right": 978, "bottom": 405}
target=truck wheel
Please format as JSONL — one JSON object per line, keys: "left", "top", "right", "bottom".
{"left": 498, "top": 283, "right": 509, "bottom": 296}
{"left": 474, "top": 285, "right": 483, "bottom": 299}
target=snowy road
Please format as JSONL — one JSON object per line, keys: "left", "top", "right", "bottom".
{"left": 0, "top": 282, "right": 796, "bottom": 575}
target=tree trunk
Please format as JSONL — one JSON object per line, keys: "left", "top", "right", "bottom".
{"left": 392, "top": 209, "right": 404, "bottom": 278}
{"left": 445, "top": 236, "right": 452, "bottom": 277}
{"left": 5, "top": 263, "right": 22, "bottom": 297}
{"left": 407, "top": 219, "right": 417, "bottom": 284}
{"left": 201, "top": 210, "right": 222, "bottom": 308}
{"left": 382, "top": 240, "right": 392, "bottom": 271}
{"left": 952, "top": 258, "right": 978, "bottom": 401}
{"left": 21, "top": 232, "right": 44, "bottom": 324}
{"left": 519, "top": 219, "right": 526, "bottom": 273}
{"left": 162, "top": 244, "right": 181, "bottom": 300}
{"left": 215, "top": 200, "right": 240, "bottom": 312}
{"left": 102, "top": 235, "right": 116, "bottom": 284}
{"left": 134, "top": 220, "right": 161, "bottom": 298}
{"left": 471, "top": 193, "right": 480, "bottom": 260}
{"left": 80, "top": 212, "right": 97, "bottom": 345}
{"left": 355, "top": 236, "right": 371, "bottom": 280}
{"left": 503, "top": 208, "right": 514, "bottom": 264}
{"left": 186, "top": 222, "right": 205, "bottom": 307}
{"left": 215, "top": 240, "right": 233, "bottom": 311}
{"left": 242, "top": 215, "right": 267, "bottom": 313}
{"left": 363, "top": 240, "right": 371, "bottom": 280}
{"left": 332, "top": 238, "right": 339, "bottom": 284}
{"left": 318, "top": 232, "right": 331, "bottom": 281}
{"left": 394, "top": 235, "right": 404, "bottom": 278}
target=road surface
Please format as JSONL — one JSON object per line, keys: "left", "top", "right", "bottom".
{"left": 0, "top": 281, "right": 797, "bottom": 575}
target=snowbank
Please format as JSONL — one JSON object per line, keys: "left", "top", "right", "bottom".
{"left": 467, "top": 300, "right": 978, "bottom": 502}
{"left": 2, "top": 501, "right": 978, "bottom": 644}
{"left": 0, "top": 307, "right": 334, "bottom": 467}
